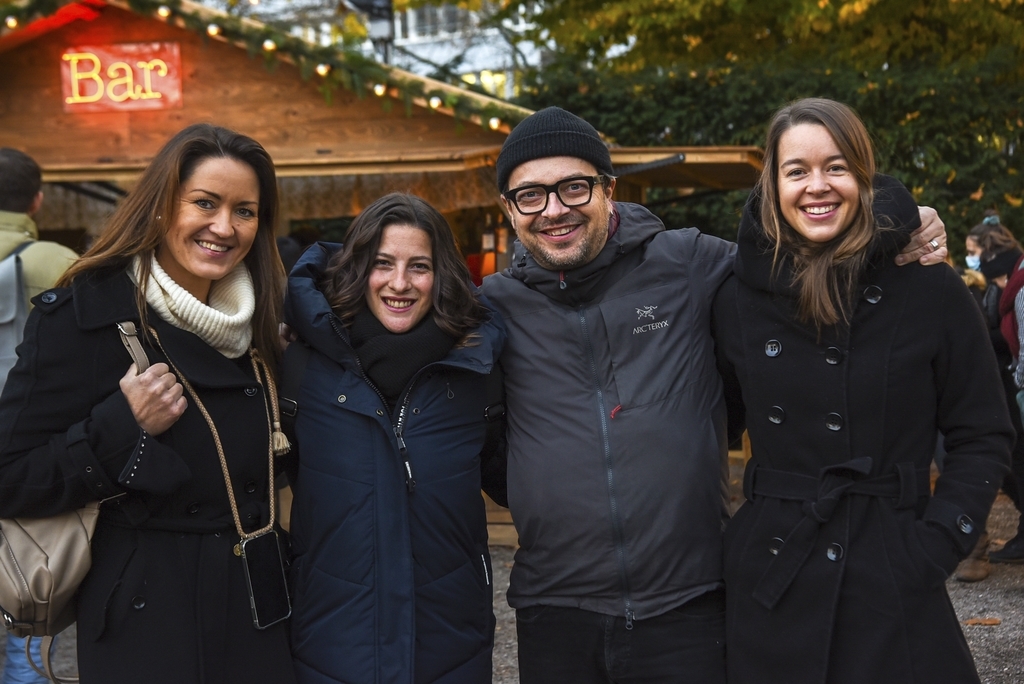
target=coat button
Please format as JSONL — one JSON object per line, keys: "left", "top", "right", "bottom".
{"left": 132, "top": 596, "right": 146, "bottom": 610}
{"left": 245, "top": 387, "right": 258, "bottom": 397}
{"left": 825, "top": 413, "right": 844, "bottom": 431}
{"left": 245, "top": 481, "right": 257, "bottom": 494}
{"left": 337, "top": 395, "right": 347, "bottom": 403}
{"left": 768, "top": 537, "right": 785, "bottom": 555}
{"left": 412, "top": 408, "right": 421, "bottom": 415}
{"left": 957, "top": 514, "right": 975, "bottom": 535}
{"left": 827, "top": 543, "right": 844, "bottom": 561}
{"left": 768, "top": 406, "right": 786, "bottom": 424}
{"left": 825, "top": 347, "right": 843, "bottom": 365}
{"left": 187, "top": 502, "right": 201, "bottom": 514}
{"left": 863, "top": 285, "right": 883, "bottom": 304}
{"left": 765, "top": 340, "right": 782, "bottom": 357}
{"left": 376, "top": 409, "right": 384, "bottom": 416}
{"left": 40, "top": 291, "right": 57, "bottom": 304}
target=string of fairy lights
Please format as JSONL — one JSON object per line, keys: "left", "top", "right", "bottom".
{"left": 0, "top": 0, "right": 525, "bottom": 129}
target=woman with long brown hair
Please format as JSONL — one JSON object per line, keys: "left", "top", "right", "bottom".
{"left": 283, "top": 192, "right": 505, "bottom": 684}
{"left": 713, "top": 98, "right": 1013, "bottom": 683}
{"left": 0, "top": 123, "right": 296, "bottom": 683}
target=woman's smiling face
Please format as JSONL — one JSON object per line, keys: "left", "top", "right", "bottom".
{"left": 365, "top": 224, "right": 435, "bottom": 334}
{"left": 156, "top": 155, "right": 260, "bottom": 302}
{"left": 777, "top": 122, "right": 861, "bottom": 244}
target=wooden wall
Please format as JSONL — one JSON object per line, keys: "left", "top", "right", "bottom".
{"left": 0, "top": 4, "right": 508, "bottom": 181}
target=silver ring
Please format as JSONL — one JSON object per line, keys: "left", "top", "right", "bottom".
{"left": 928, "top": 238, "right": 940, "bottom": 251}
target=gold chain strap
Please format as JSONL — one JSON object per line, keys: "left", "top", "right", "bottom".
{"left": 149, "top": 330, "right": 284, "bottom": 550}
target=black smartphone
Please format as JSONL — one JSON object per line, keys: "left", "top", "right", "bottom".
{"left": 239, "top": 530, "right": 292, "bottom": 629}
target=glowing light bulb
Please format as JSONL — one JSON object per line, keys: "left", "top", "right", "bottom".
{"left": 262, "top": 39, "right": 276, "bottom": 51}
{"left": 315, "top": 63, "right": 331, "bottom": 77}
{"left": 207, "top": 23, "right": 220, "bottom": 36}
{"left": 488, "top": 117, "right": 501, "bottom": 130}
{"left": 373, "top": 83, "right": 387, "bottom": 96}
{"left": 4, "top": 16, "right": 18, "bottom": 29}
{"left": 428, "top": 96, "right": 442, "bottom": 109}
{"left": 156, "top": 5, "right": 171, "bottom": 18}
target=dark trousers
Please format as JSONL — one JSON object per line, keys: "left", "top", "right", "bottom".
{"left": 516, "top": 590, "right": 726, "bottom": 684}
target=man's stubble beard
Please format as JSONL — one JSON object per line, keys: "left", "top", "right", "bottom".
{"left": 517, "top": 211, "right": 609, "bottom": 272}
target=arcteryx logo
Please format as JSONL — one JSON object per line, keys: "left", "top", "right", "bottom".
{"left": 633, "top": 305, "right": 669, "bottom": 335}
{"left": 636, "top": 305, "right": 658, "bottom": 320}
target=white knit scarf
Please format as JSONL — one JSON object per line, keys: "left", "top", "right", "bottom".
{"left": 132, "top": 255, "right": 255, "bottom": 358}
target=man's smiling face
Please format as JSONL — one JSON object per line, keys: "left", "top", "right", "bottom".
{"left": 502, "top": 156, "right": 616, "bottom": 272}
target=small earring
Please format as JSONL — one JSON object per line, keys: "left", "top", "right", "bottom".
{"left": 156, "top": 215, "right": 162, "bottom": 220}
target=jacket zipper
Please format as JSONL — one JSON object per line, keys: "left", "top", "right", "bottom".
{"left": 578, "top": 308, "right": 635, "bottom": 630}
{"left": 393, "top": 393, "right": 416, "bottom": 493}
{"left": 329, "top": 315, "right": 418, "bottom": 493}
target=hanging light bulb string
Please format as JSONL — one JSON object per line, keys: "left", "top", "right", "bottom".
{"left": 0, "top": 0, "right": 524, "bottom": 130}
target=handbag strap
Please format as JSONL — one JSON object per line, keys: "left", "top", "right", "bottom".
{"left": 25, "top": 635, "right": 77, "bottom": 684}
{"left": 117, "top": 321, "right": 150, "bottom": 374}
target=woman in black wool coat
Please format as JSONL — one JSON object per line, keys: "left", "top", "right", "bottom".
{"left": 713, "top": 98, "right": 1014, "bottom": 684}
{"left": 0, "top": 124, "right": 296, "bottom": 684}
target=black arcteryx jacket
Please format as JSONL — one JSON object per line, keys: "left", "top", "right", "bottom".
{"left": 481, "top": 202, "right": 736, "bottom": 620}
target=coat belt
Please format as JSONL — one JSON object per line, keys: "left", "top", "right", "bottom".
{"left": 743, "top": 458, "right": 930, "bottom": 610}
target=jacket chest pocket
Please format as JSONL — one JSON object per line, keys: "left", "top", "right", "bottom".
{"left": 598, "top": 283, "right": 709, "bottom": 410}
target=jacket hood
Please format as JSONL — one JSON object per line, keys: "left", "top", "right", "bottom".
{"left": 285, "top": 242, "right": 504, "bottom": 374}
{"left": 734, "top": 173, "right": 921, "bottom": 297}
{"left": 0, "top": 211, "right": 38, "bottom": 259}
{"left": 507, "top": 202, "right": 665, "bottom": 306}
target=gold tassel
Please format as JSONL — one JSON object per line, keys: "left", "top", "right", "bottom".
{"left": 250, "top": 348, "right": 292, "bottom": 456}
{"left": 272, "top": 421, "right": 292, "bottom": 455}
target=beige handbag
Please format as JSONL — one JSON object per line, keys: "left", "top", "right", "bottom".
{"left": 0, "top": 321, "right": 146, "bottom": 682}
{"left": 0, "top": 502, "right": 103, "bottom": 639}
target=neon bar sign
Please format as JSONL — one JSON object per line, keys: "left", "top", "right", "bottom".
{"left": 61, "top": 43, "right": 182, "bottom": 113}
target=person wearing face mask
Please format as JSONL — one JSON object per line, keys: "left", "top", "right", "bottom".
{"left": 955, "top": 215, "right": 1024, "bottom": 577}
{"left": 966, "top": 245, "right": 983, "bottom": 271}
{"left": 970, "top": 219, "right": 1022, "bottom": 339}
{"left": 283, "top": 193, "right": 506, "bottom": 684}
{"left": 0, "top": 124, "right": 296, "bottom": 683}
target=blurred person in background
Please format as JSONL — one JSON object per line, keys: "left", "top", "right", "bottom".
{"left": 952, "top": 215, "right": 1024, "bottom": 579}
{"left": 985, "top": 210, "right": 1024, "bottom": 565}
{"left": 0, "top": 147, "right": 77, "bottom": 684}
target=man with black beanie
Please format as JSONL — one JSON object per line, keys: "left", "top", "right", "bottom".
{"left": 481, "top": 106, "right": 950, "bottom": 683}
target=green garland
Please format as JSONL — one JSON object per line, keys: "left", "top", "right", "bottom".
{"left": 0, "top": 0, "right": 528, "bottom": 128}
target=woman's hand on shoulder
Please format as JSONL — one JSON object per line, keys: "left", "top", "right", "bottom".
{"left": 119, "top": 362, "right": 187, "bottom": 435}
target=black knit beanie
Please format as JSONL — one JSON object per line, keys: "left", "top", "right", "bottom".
{"left": 980, "top": 248, "right": 1023, "bottom": 281}
{"left": 496, "top": 107, "right": 613, "bottom": 192}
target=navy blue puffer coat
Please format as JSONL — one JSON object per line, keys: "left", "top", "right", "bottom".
{"left": 285, "top": 244, "right": 506, "bottom": 684}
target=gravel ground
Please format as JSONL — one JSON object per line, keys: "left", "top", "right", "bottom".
{"left": 3, "top": 492, "right": 1022, "bottom": 683}
{"left": 488, "top": 475, "right": 1024, "bottom": 684}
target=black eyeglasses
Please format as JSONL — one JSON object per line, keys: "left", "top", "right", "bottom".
{"left": 502, "top": 175, "right": 610, "bottom": 215}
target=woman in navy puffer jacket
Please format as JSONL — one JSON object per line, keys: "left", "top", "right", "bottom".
{"left": 284, "top": 193, "right": 506, "bottom": 684}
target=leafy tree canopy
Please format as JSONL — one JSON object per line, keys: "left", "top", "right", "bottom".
{"left": 504, "top": 0, "right": 1024, "bottom": 73}
{"left": 499, "top": 0, "right": 1024, "bottom": 252}
{"left": 514, "top": 51, "right": 1023, "bottom": 249}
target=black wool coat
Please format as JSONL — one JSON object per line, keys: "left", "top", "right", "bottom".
{"left": 0, "top": 268, "right": 296, "bottom": 684}
{"left": 713, "top": 177, "right": 1014, "bottom": 684}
